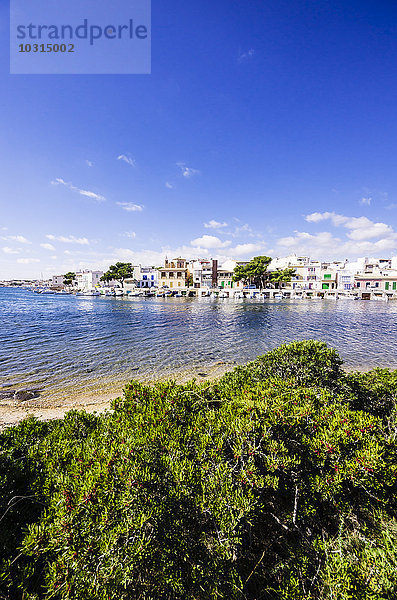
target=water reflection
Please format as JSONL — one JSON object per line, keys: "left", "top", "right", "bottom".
{"left": 1, "top": 288, "right": 397, "bottom": 402}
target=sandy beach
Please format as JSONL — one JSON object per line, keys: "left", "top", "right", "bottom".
{"left": 0, "top": 361, "right": 236, "bottom": 430}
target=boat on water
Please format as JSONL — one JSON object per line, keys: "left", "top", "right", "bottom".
{"left": 128, "top": 291, "right": 144, "bottom": 297}
{"left": 338, "top": 292, "right": 359, "bottom": 300}
{"left": 77, "top": 289, "right": 101, "bottom": 297}
{"left": 273, "top": 292, "right": 285, "bottom": 299}
{"left": 114, "top": 289, "right": 124, "bottom": 296}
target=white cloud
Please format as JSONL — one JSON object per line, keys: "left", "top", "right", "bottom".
{"left": 46, "top": 234, "right": 89, "bottom": 245}
{"left": 17, "top": 258, "right": 40, "bottom": 264}
{"left": 359, "top": 197, "right": 371, "bottom": 206}
{"left": 79, "top": 189, "right": 106, "bottom": 201}
{"left": 2, "top": 246, "right": 20, "bottom": 254}
{"left": 116, "top": 202, "right": 144, "bottom": 212}
{"left": 117, "top": 154, "right": 136, "bottom": 167}
{"left": 51, "top": 178, "right": 106, "bottom": 203}
{"left": 165, "top": 182, "right": 175, "bottom": 189}
{"left": 190, "top": 235, "right": 231, "bottom": 249}
{"left": 238, "top": 48, "right": 255, "bottom": 63}
{"left": 176, "top": 162, "right": 200, "bottom": 178}
{"left": 305, "top": 211, "right": 396, "bottom": 242}
{"left": 125, "top": 231, "right": 136, "bottom": 239}
{"left": 278, "top": 231, "right": 337, "bottom": 249}
{"left": 226, "top": 242, "right": 265, "bottom": 256}
{"left": 276, "top": 211, "right": 397, "bottom": 258}
{"left": 1, "top": 235, "right": 31, "bottom": 244}
{"left": 40, "top": 243, "right": 56, "bottom": 251}
{"left": 305, "top": 212, "right": 348, "bottom": 226}
{"left": 204, "top": 220, "right": 228, "bottom": 229}
{"left": 86, "top": 160, "right": 94, "bottom": 167}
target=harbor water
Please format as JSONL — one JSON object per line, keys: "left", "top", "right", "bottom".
{"left": 1, "top": 287, "right": 397, "bottom": 404}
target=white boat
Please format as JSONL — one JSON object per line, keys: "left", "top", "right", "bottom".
{"left": 219, "top": 291, "right": 228, "bottom": 298}
{"left": 273, "top": 292, "right": 284, "bottom": 299}
{"left": 114, "top": 289, "right": 124, "bottom": 296}
{"left": 80, "top": 289, "right": 101, "bottom": 297}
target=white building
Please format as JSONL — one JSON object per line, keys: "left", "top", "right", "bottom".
{"left": 134, "top": 265, "right": 159, "bottom": 288}
{"left": 51, "top": 274, "right": 65, "bottom": 288}
{"left": 75, "top": 270, "right": 103, "bottom": 291}
{"left": 188, "top": 259, "right": 218, "bottom": 289}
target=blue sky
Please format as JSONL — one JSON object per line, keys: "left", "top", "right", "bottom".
{"left": 1, "top": 0, "right": 397, "bottom": 279}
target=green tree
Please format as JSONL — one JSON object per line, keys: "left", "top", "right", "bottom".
{"left": 100, "top": 262, "right": 134, "bottom": 288}
{"left": 63, "top": 271, "right": 76, "bottom": 287}
{"left": 269, "top": 267, "right": 296, "bottom": 289}
{"left": 232, "top": 256, "right": 272, "bottom": 290}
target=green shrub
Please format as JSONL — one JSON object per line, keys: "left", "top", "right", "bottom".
{"left": 0, "top": 341, "right": 396, "bottom": 599}
{"left": 220, "top": 340, "right": 346, "bottom": 392}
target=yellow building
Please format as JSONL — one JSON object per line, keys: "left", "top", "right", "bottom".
{"left": 159, "top": 258, "right": 189, "bottom": 289}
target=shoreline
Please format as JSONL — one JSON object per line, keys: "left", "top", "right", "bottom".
{"left": 0, "top": 361, "right": 236, "bottom": 430}
{"left": 0, "top": 360, "right": 388, "bottom": 430}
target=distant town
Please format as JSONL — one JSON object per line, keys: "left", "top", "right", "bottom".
{"left": 2, "top": 253, "right": 397, "bottom": 301}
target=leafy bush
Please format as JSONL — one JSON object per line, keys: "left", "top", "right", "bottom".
{"left": 0, "top": 341, "right": 396, "bottom": 599}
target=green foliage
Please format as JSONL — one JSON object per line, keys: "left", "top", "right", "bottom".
{"left": 232, "top": 256, "right": 272, "bottom": 290}
{"left": 0, "top": 341, "right": 396, "bottom": 599}
{"left": 269, "top": 268, "right": 296, "bottom": 289}
{"left": 346, "top": 368, "right": 397, "bottom": 420}
{"left": 220, "top": 340, "right": 346, "bottom": 392}
{"left": 100, "top": 263, "right": 134, "bottom": 287}
{"left": 63, "top": 272, "right": 75, "bottom": 286}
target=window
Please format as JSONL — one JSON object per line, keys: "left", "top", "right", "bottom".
{"left": 324, "top": 274, "right": 331, "bottom": 280}
{"left": 386, "top": 282, "right": 389, "bottom": 290}
{"left": 393, "top": 282, "right": 397, "bottom": 290}
{"left": 357, "top": 282, "right": 360, "bottom": 288}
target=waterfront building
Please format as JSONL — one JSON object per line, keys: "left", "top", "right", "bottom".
{"left": 216, "top": 260, "right": 248, "bottom": 292}
{"left": 124, "top": 265, "right": 159, "bottom": 290}
{"left": 51, "top": 274, "right": 65, "bottom": 289}
{"left": 188, "top": 259, "right": 218, "bottom": 289}
{"left": 159, "top": 258, "right": 189, "bottom": 289}
{"left": 75, "top": 270, "right": 103, "bottom": 291}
